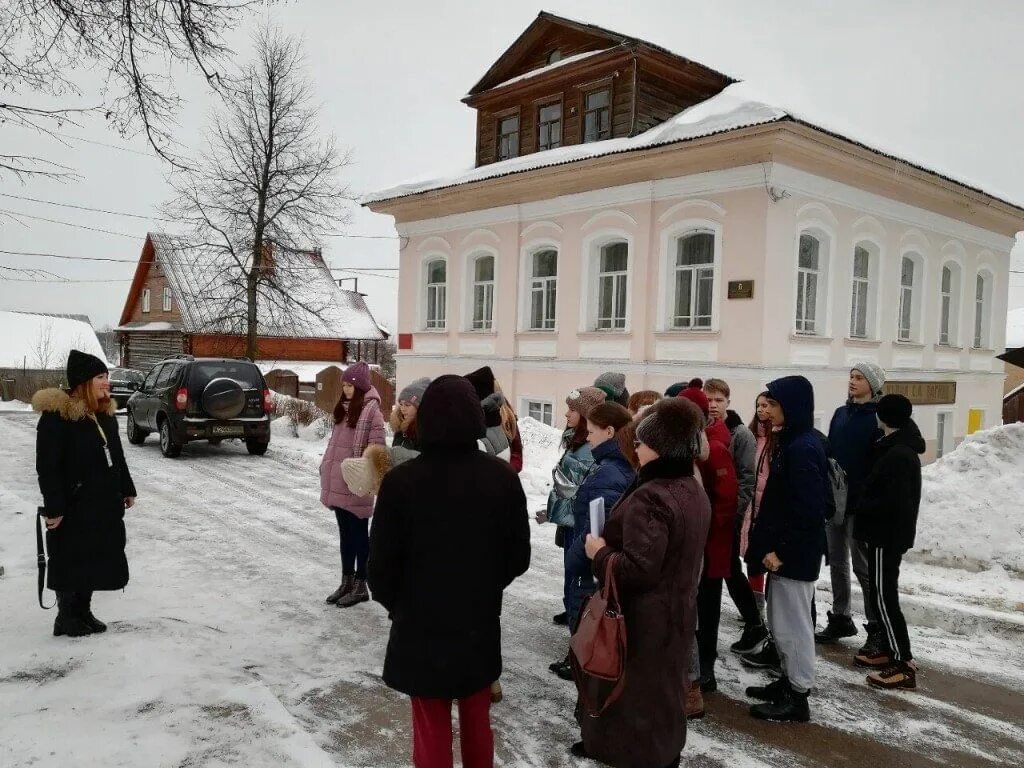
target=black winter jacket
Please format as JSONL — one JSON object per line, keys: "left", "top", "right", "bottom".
{"left": 828, "top": 399, "right": 881, "bottom": 510}
{"left": 368, "top": 375, "right": 530, "bottom": 700}
{"left": 34, "top": 389, "right": 137, "bottom": 592}
{"left": 853, "top": 420, "right": 925, "bottom": 552}
{"left": 746, "top": 376, "right": 828, "bottom": 582}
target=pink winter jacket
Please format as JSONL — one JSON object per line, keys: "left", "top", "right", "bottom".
{"left": 319, "top": 387, "right": 386, "bottom": 518}
{"left": 740, "top": 420, "right": 773, "bottom": 557}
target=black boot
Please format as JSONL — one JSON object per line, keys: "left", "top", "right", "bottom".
{"left": 741, "top": 638, "right": 781, "bottom": 671}
{"left": 858, "top": 622, "right": 884, "bottom": 655}
{"left": 749, "top": 681, "right": 810, "bottom": 722}
{"left": 698, "top": 668, "right": 717, "bottom": 693}
{"left": 746, "top": 675, "right": 790, "bottom": 702}
{"left": 326, "top": 575, "right": 354, "bottom": 604}
{"left": 53, "top": 593, "right": 93, "bottom": 638}
{"left": 814, "top": 611, "right": 857, "bottom": 644}
{"left": 336, "top": 578, "right": 369, "bottom": 608}
{"left": 731, "top": 622, "right": 769, "bottom": 654}
{"left": 549, "top": 652, "right": 574, "bottom": 681}
{"left": 80, "top": 592, "right": 107, "bottom": 634}
{"left": 552, "top": 611, "right": 568, "bottom": 626}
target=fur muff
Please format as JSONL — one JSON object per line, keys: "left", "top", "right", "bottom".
{"left": 341, "top": 443, "right": 394, "bottom": 497}
{"left": 32, "top": 388, "right": 117, "bottom": 421}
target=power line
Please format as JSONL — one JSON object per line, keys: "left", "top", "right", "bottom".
{"left": 0, "top": 192, "right": 176, "bottom": 222}
{"left": 0, "top": 208, "right": 141, "bottom": 239}
{"left": 5, "top": 123, "right": 156, "bottom": 157}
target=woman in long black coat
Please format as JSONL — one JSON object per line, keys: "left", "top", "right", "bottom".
{"left": 34, "top": 350, "right": 137, "bottom": 637}
{"left": 368, "top": 375, "right": 530, "bottom": 768}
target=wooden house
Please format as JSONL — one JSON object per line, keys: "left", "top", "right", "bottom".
{"left": 116, "top": 233, "right": 386, "bottom": 371}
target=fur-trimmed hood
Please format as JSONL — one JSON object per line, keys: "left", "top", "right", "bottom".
{"left": 32, "top": 387, "right": 116, "bottom": 421}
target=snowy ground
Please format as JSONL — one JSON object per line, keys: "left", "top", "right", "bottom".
{"left": 1, "top": 411, "right": 1023, "bottom": 768}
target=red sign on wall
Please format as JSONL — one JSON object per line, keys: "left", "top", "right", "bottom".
{"left": 398, "top": 333, "right": 413, "bottom": 350}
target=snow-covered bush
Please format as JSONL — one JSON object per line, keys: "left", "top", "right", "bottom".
{"left": 269, "top": 391, "right": 330, "bottom": 439}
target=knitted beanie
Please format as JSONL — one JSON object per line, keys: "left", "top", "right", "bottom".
{"left": 851, "top": 361, "right": 887, "bottom": 397}
{"left": 664, "top": 382, "right": 687, "bottom": 398}
{"left": 66, "top": 349, "right": 108, "bottom": 390}
{"left": 677, "top": 386, "right": 710, "bottom": 417}
{"left": 464, "top": 366, "right": 496, "bottom": 401}
{"left": 566, "top": 386, "right": 607, "bottom": 419}
{"left": 342, "top": 361, "right": 372, "bottom": 393}
{"left": 635, "top": 397, "right": 704, "bottom": 460}
{"left": 398, "top": 377, "right": 431, "bottom": 406}
{"left": 877, "top": 394, "right": 913, "bottom": 429}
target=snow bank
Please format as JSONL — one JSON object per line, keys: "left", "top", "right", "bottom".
{"left": 914, "top": 423, "right": 1024, "bottom": 574}
{"left": 518, "top": 416, "right": 564, "bottom": 510}
{"left": 0, "top": 310, "right": 106, "bottom": 369}
{"left": 0, "top": 399, "right": 31, "bottom": 411}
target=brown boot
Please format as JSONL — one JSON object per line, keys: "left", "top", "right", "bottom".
{"left": 867, "top": 661, "right": 917, "bottom": 690}
{"left": 854, "top": 650, "right": 893, "bottom": 668}
{"left": 490, "top": 680, "right": 503, "bottom": 704}
{"left": 686, "top": 687, "right": 705, "bottom": 720}
{"left": 336, "top": 578, "right": 369, "bottom": 608}
{"left": 326, "top": 575, "right": 354, "bottom": 604}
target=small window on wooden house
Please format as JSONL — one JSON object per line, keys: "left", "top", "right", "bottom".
{"left": 162, "top": 286, "right": 172, "bottom": 312}
{"left": 583, "top": 89, "right": 611, "bottom": 143}
{"left": 497, "top": 115, "right": 520, "bottom": 161}
{"left": 547, "top": 49, "right": 563, "bottom": 65}
{"left": 142, "top": 288, "right": 151, "bottom": 313}
{"left": 538, "top": 103, "right": 562, "bottom": 151}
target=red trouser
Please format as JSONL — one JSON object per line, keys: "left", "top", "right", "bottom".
{"left": 411, "top": 686, "right": 493, "bottom": 768}
{"left": 748, "top": 573, "right": 765, "bottom": 594}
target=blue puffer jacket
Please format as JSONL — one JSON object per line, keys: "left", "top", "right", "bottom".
{"left": 746, "top": 376, "right": 828, "bottom": 582}
{"left": 565, "top": 438, "right": 636, "bottom": 577}
{"left": 546, "top": 435, "right": 594, "bottom": 529}
{"left": 828, "top": 399, "right": 881, "bottom": 509}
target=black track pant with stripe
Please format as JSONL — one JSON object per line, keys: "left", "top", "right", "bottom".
{"left": 868, "top": 544, "right": 913, "bottom": 662}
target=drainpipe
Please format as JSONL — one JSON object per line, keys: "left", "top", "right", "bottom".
{"left": 629, "top": 52, "right": 639, "bottom": 137}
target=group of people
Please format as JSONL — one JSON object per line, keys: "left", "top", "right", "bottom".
{"left": 34, "top": 349, "right": 926, "bottom": 768}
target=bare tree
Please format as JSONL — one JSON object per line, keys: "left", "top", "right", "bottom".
{"left": 166, "top": 26, "right": 350, "bottom": 360}
{"left": 0, "top": 0, "right": 255, "bottom": 178}
{"left": 31, "top": 321, "right": 56, "bottom": 370}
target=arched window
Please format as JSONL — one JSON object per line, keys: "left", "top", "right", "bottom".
{"left": 470, "top": 254, "right": 495, "bottom": 331}
{"left": 897, "top": 253, "right": 924, "bottom": 342}
{"left": 528, "top": 249, "right": 557, "bottom": 330}
{"left": 938, "top": 262, "right": 961, "bottom": 346}
{"left": 796, "top": 232, "right": 828, "bottom": 335}
{"left": 849, "top": 242, "right": 879, "bottom": 339}
{"left": 424, "top": 259, "right": 447, "bottom": 330}
{"left": 672, "top": 232, "right": 715, "bottom": 329}
{"left": 973, "top": 271, "right": 992, "bottom": 348}
{"left": 596, "top": 241, "right": 628, "bottom": 330}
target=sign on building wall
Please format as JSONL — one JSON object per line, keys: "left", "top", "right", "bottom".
{"left": 885, "top": 380, "right": 957, "bottom": 405}
{"left": 727, "top": 280, "right": 754, "bottom": 299}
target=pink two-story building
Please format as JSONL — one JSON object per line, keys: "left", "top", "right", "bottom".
{"left": 365, "top": 12, "right": 1024, "bottom": 458}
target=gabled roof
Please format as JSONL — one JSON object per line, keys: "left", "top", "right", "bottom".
{"left": 0, "top": 310, "right": 106, "bottom": 369}
{"left": 118, "top": 234, "right": 385, "bottom": 341}
{"left": 466, "top": 10, "right": 734, "bottom": 97}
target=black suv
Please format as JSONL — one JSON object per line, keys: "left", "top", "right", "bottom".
{"left": 125, "top": 355, "right": 272, "bottom": 458}
{"left": 109, "top": 367, "right": 145, "bottom": 410}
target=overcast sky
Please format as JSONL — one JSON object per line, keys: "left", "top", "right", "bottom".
{"left": 1, "top": 0, "right": 1022, "bottom": 339}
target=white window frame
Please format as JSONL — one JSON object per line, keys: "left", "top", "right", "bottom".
{"left": 141, "top": 288, "right": 151, "bottom": 314}
{"left": 580, "top": 230, "right": 634, "bottom": 333}
{"left": 936, "top": 410, "right": 953, "bottom": 458}
{"left": 162, "top": 286, "right": 172, "bottom": 312}
{"left": 421, "top": 255, "right": 448, "bottom": 331}
{"left": 938, "top": 260, "right": 962, "bottom": 346}
{"left": 972, "top": 269, "right": 993, "bottom": 349}
{"left": 848, "top": 240, "right": 881, "bottom": 340}
{"left": 519, "top": 242, "right": 559, "bottom": 332}
{"left": 463, "top": 249, "right": 497, "bottom": 332}
{"left": 521, "top": 397, "right": 554, "bottom": 426}
{"left": 896, "top": 251, "right": 925, "bottom": 343}
{"left": 657, "top": 220, "right": 722, "bottom": 332}
{"left": 793, "top": 226, "right": 833, "bottom": 337}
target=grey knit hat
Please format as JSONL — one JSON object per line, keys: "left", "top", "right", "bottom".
{"left": 851, "top": 361, "right": 887, "bottom": 397}
{"left": 594, "top": 371, "right": 629, "bottom": 407}
{"left": 566, "top": 386, "right": 606, "bottom": 419}
{"left": 635, "top": 397, "right": 703, "bottom": 460}
{"left": 398, "top": 377, "right": 431, "bottom": 406}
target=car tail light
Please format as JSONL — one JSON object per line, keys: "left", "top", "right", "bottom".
{"left": 175, "top": 387, "right": 189, "bottom": 411}
{"left": 263, "top": 389, "right": 272, "bottom": 414}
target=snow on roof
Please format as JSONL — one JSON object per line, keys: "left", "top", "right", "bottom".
{"left": 256, "top": 360, "right": 346, "bottom": 383}
{"left": 365, "top": 80, "right": 1024, "bottom": 210}
{"left": 147, "top": 234, "right": 385, "bottom": 341}
{"left": 1005, "top": 307, "right": 1024, "bottom": 349}
{"left": 482, "top": 48, "right": 614, "bottom": 93}
{"left": 364, "top": 83, "right": 786, "bottom": 203}
{"left": 0, "top": 310, "right": 107, "bottom": 370}
{"left": 115, "top": 321, "right": 178, "bottom": 332}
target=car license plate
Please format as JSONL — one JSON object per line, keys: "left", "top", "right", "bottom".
{"left": 211, "top": 426, "right": 244, "bottom": 437}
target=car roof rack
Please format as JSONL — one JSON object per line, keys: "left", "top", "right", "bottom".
{"left": 165, "top": 354, "right": 195, "bottom": 361}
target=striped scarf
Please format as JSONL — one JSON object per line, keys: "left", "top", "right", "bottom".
{"left": 350, "top": 398, "right": 380, "bottom": 458}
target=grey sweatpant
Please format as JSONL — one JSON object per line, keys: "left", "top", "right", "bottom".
{"left": 826, "top": 515, "right": 879, "bottom": 624}
{"left": 766, "top": 575, "right": 816, "bottom": 694}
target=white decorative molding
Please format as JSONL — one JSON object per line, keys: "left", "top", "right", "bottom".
{"left": 579, "top": 338, "right": 631, "bottom": 360}
{"left": 844, "top": 350, "right": 880, "bottom": 367}
{"left": 415, "top": 235, "right": 452, "bottom": 254}
{"left": 459, "top": 228, "right": 501, "bottom": 247}
{"left": 517, "top": 339, "right": 557, "bottom": 358}
{"left": 581, "top": 209, "right": 640, "bottom": 231}
{"left": 893, "top": 351, "right": 924, "bottom": 370}
{"left": 412, "top": 335, "right": 449, "bottom": 355}
{"left": 970, "top": 354, "right": 995, "bottom": 372}
{"left": 935, "top": 352, "right": 961, "bottom": 370}
{"left": 458, "top": 338, "right": 496, "bottom": 356}
{"left": 520, "top": 220, "right": 564, "bottom": 238}
{"left": 851, "top": 214, "right": 887, "bottom": 239}
{"left": 657, "top": 199, "right": 727, "bottom": 223}
{"left": 655, "top": 337, "right": 719, "bottom": 362}
{"left": 899, "top": 228, "right": 933, "bottom": 253}
{"left": 940, "top": 238, "right": 968, "bottom": 260}
{"left": 789, "top": 343, "right": 831, "bottom": 367}
{"left": 796, "top": 201, "right": 840, "bottom": 228}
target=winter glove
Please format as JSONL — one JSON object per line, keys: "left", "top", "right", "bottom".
{"left": 535, "top": 509, "right": 549, "bottom": 524}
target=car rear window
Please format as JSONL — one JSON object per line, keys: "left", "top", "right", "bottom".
{"left": 187, "top": 361, "right": 264, "bottom": 392}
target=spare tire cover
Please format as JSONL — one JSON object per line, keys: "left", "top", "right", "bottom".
{"left": 201, "top": 377, "right": 246, "bottom": 419}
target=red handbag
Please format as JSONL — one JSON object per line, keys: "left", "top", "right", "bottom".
{"left": 570, "top": 555, "right": 627, "bottom": 716}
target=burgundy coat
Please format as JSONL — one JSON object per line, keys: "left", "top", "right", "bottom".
{"left": 697, "top": 418, "right": 739, "bottom": 579}
{"left": 578, "top": 459, "right": 711, "bottom": 768}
